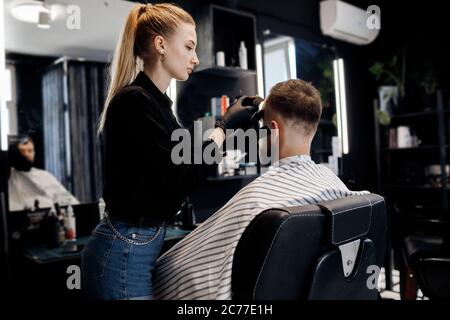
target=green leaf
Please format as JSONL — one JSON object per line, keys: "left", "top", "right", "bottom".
{"left": 375, "top": 110, "right": 391, "bottom": 126}
{"left": 323, "top": 69, "right": 332, "bottom": 79}
{"left": 369, "top": 62, "right": 384, "bottom": 77}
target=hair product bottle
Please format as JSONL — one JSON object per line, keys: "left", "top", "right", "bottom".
{"left": 64, "top": 204, "right": 76, "bottom": 240}
{"left": 239, "top": 41, "right": 248, "bottom": 70}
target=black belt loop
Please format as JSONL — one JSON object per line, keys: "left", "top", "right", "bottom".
{"left": 106, "top": 212, "right": 163, "bottom": 228}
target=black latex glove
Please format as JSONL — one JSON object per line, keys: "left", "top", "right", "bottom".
{"left": 215, "top": 95, "right": 264, "bottom": 132}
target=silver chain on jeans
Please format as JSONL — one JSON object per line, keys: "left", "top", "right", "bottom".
{"left": 104, "top": 212, "right": 162, "bottom": 246}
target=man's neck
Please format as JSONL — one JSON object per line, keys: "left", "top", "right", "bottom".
{"left": 279, "top": 144, "right": 310, "bottom": 160}
{"left": 143, "top": 66, "right": 171, "bottom": 94}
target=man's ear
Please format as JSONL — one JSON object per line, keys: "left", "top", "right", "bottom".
{"left": 270, "top": 119, "right": 280, "bottom": 130}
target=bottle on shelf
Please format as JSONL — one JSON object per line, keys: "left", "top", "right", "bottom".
{"left": 56, "top": 204, "right": 66, "bottom": 244}
{"left": 64, "top": 203, "right": 76, "bottom": 240}
{"left": 238, "top": 41, "right": 248, "bottom": 70}
{"left": 33, "top": 199, "right": 40, "bottom": 211}
{"left": 45, "top": 204, "right": 65, "bottom": 248}
{"left": 221, "top": 95, "right": 230, "bottom": 115}
{"left": 98, "top": 198, "right": 106, "bottom": 221}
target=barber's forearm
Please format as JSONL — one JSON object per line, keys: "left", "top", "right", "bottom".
{"left": 208, "top": 127, "right": 226, "bottom": 148}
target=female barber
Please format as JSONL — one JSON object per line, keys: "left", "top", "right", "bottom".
{"left": 81, "top": 3, "right": 258, "bottom": 300}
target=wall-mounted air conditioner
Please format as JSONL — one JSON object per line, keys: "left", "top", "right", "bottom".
{"left": 320, "top": 0, "right": 379, "bottom": 45}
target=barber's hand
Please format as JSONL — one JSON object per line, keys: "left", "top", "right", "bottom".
{"left": 215, "top": 96, "right": 263, "bottom": 132}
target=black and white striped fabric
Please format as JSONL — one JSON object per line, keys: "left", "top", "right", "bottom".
{"left": 153, "top": 155, "right": 369, "bottom": 300}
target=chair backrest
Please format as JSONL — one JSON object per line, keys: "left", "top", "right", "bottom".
{"left": 232, "top": 194, "right": 387, "bottom": 300}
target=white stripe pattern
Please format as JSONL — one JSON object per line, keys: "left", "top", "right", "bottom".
{"left": 154, "top": 155, "right": 369, "bottom": 300}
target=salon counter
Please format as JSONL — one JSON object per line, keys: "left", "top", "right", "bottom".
{"left": 9, "top": 226, "right": 191, "bottom": 299}
{"left": 21, "top": 226, "right": 192, "bottom": 265}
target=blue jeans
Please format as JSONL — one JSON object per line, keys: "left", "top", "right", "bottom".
{"left": 81, "top": 217, "right": 166, "bottom": 300}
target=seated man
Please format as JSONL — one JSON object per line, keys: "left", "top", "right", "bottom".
{"left": 153, "top": 79, "right": 369, "bottom": 300}
{"left": 8, "top": 135, "right": 79, "bottom": 211}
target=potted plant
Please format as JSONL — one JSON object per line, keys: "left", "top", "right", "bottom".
{"left": 419, "top": 61, "right": 438, "bottom": 110}
{"left": 375, "top": 86, "right": 400, "bottom": 126}
{"left": 369, "top": 47, "right": 407, "bottom": 114}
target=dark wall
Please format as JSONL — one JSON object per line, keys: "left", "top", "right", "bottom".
{"left": 6, "top": 53, "right": 57, "bottom": 169}
{"left": 364, "top": 0, "right": 450, "bottom": 98}
{"left": 0, "top": 150, "right": 10, "bottom": 288}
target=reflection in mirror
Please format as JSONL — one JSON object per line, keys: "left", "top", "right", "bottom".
{"left": 7, "top": 134, "right": 80, "bottom": 211}
{"left": 263, "top": 34, "right": 297, "bottom": 97}
{"left": 4, "top": 0, "right": 135, "bottom": 212}
{"left": 262, "top": 31, "right": 341, "bottom": 172}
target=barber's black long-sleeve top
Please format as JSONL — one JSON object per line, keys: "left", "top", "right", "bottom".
{"left": 103, "top": 72, "right": 218, "bottom": 223}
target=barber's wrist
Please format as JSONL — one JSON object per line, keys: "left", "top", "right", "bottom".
{"left": 209, "top": 127, "right": 226, "bottom": 148}
{"left": 214, "top": 120, "right": 227, "bottom": 133}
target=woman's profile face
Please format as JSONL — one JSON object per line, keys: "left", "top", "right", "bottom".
{"left": 163, "top": 22, "right": 200, "bottom": 81}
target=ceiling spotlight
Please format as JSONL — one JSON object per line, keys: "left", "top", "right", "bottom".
{"left": 37, "top": 10, "right": 50, "bottom": 28}
{"left": 10, "top": 0, "right": 51, "bottom": 24}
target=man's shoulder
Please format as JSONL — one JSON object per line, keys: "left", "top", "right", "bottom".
{"left": 30, "top": 167, "right": 45, "bottom": 173}
{"left": 230, "top": 174, "right": 276, "bottom": 201}
{"left": 29, "top": 167, "right": 58, "bottom": 180}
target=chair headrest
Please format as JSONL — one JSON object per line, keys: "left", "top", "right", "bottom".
{"left": 317, "top": 194, "right": 383, "bottom": 245}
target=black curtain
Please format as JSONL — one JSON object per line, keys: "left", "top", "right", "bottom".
{"left": 67, "top": 61, "right": 106, "bottom": 203}
{"left": 42, "top": 64, "right": 69, "bottom": 188}
{"left": 42, "top": 59, "right": 107, "bottom": 203}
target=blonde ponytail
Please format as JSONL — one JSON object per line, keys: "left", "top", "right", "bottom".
{"left": 97, "top": 4, "right": 145, "bottom": 135}
{"left": 97, "top": 3, "right": 195, "bottom": 135}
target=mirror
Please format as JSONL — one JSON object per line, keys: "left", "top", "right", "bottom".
{"left": 4, "top": 0, "right": 135, "bottom": 212}
{"left": 262, "top": 31, "right": 340, "bottom": 172}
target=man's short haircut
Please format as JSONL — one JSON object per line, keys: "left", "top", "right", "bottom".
{"left": 265, "top": 79, "right": 322, "bottom": 135}
{"left": 17, "top": 135, "right": 33, "bottom": 145}
{"left": 8, "top": 135, "right": 34, "bottom": 150}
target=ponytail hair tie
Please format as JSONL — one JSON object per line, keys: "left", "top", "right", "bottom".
{"left": 138, "top": 5, "right": 147, "bottom": 18}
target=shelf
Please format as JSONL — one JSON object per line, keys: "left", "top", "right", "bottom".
{"left": 312, "top": 149, "right": 333, "bottom": 154}
{"left": 206, "top": 174, "right": 259, "bottom": 181}
{"left": 390, "top": 110, "right": 437, "bottom": 120}
{"left": 194, "top": 66, "right": 257, "bottom": 78}
{"left": 386, "top": 185, "right": 444, "bottom": 191}
{"left": 382, "top": 145, "right": 440, "bottom": 151}
{"left": 195, "top": 4, "right": 257, "bottom": 72}
{"left": 319, "top": 119, "right": 335, "bottom": 126}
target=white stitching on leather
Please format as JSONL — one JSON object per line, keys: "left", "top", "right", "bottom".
{"left": 332, "top": 197, "right": 384, "bottom": 245}
{"left": 332, "top": 203, "right": 369, "bottom": 244}
{"left": 325, "top": 203, "right": 371, "bottom": 244}
{"left": 331, "top": 203, "right": 371, "bottom": 215}
{"left": 252, "top": 212, "right": 323, "bottom": 299}
{"left": 251, "top": 196, "right": 385, "bottom": 297}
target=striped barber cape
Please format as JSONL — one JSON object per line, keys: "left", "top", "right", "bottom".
{"left": 153, "top": 154, "right": 369, "bottom": 300}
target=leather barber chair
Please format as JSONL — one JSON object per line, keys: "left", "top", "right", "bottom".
{"left": 401, "top": 219, "right": 450, "bottom": 300}
{"left": 232, "top": 194, "right": 387, "bottom": 300}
